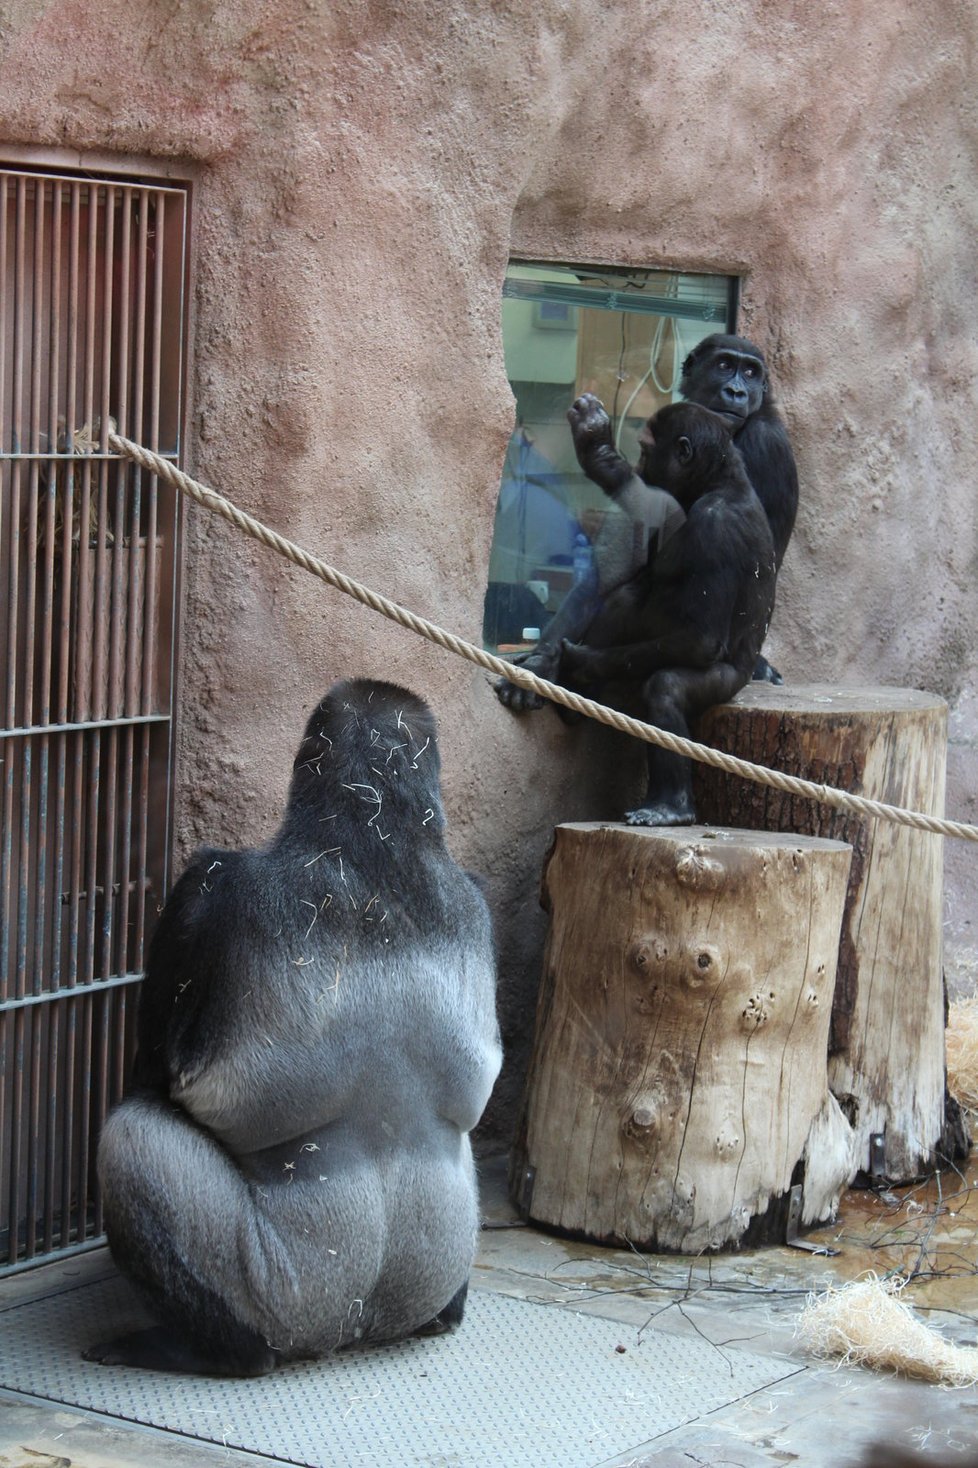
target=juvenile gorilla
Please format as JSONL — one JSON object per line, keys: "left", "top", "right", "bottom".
{"left": 554, "top": 402, "right": 775, "bottom": 825}
{"left": 679, "top": 334, "right": 797, "bottom": 680}
{"left": 85, "top": 680, "right": 502, "bottom": 1376}
{"left": 679, "top": 334, "right": 797, "bottom": 570}
{"left": 494, "top": 332, "right": 795, "bottom": 706}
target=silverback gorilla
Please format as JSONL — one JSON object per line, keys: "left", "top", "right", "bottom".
{"left": 494, "top": 332, "right": 796, "bottom": 701}
{"left": 499, "top": 402, "right": 776, "bottom": 825}
{"left": 85, "top": 680, "right": 502, "bottom": 1376}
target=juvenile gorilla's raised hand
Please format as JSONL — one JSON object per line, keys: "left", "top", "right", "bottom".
{"left": 567, "top": 392, "right": 613, "bottom": 451}
{"left": 567, "top": 394, "right": 633, "bottom": 494}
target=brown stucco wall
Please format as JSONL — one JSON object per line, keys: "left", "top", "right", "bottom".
{"left": 3, "top": 0, "right": 977, "bottom": 1141}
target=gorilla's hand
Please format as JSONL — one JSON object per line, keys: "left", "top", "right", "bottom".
{"left": 559, "top": 639, "right": 603, "bottom": 685}
{"left": 494, "top": 648, "right": 560, "bottom": 713}
{"left": 567, "top": 394, "right": 633, "bottom": 495}
{"left": 567, "top": 393, "right": 613, "bottom": 456}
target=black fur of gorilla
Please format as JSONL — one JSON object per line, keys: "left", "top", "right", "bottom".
{"left": 85, "top": 679, "right": 501, "bottom": 1376}
{"left": 679, "top": 334, "right": 797, "bottom": 679}
{"left": 494, "top": 332, "right": 795, "bottom": 705}
{"left": 505, "top": 403, "right": 776, "bottom": 825}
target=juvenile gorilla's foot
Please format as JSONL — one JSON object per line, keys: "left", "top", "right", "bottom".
{"left": 625, "top": 797, "right": 696, "bottom": 827}
{"left": 83, "top": 1325, "right": 278, "bottom": 1377}
{"left": 752, "top": 654, "right": 783, "bottom": 684}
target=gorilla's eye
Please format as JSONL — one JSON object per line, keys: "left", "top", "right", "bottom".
{"left": 716, "top": 357, "right": 732, "bottom": 372}
{"left": 744, "top": 364, "right": 759, "bottom": 378}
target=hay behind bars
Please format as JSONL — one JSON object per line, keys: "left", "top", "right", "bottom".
{"left": 946, "top": 994, "right": 978, "bottom": 1115}
{"left": 797, "top": 1274, "right": 978, "bottom": 1387}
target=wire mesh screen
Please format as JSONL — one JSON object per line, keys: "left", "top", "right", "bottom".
{"left": 0, "top": 166, "right": 188, "bottom": 1271}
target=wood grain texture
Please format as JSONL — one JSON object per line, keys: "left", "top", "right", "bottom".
{"left": 512, "top": 823, "right": 854, "bottom": 1252}
{"left": 694, "top": 684, "right": 956, "bottom": 1182}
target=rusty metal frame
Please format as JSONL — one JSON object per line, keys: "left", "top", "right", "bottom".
{"left": 1, "top": 161, "right": 189, "bottom": 1272}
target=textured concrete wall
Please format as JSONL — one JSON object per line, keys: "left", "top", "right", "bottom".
{"left": 3, "top": 0, "right": 977, "bottom": 1140}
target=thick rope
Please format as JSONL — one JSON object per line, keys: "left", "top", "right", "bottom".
{"left": 108, "top": 431, "right": 978, "bottom": 845}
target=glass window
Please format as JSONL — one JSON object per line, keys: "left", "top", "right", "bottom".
{"left": 482, "top": 261, "right": 737, "bottom": 651}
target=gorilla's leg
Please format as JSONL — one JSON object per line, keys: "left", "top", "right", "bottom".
{"left": 85, "top": 1096, "right": 280, "bottom": 1376}
{"left": 412, "top": 1279, "right": 469, "bottom": 1338}
{"left": 627, "top": 664, "right": 744, "bottom": 826}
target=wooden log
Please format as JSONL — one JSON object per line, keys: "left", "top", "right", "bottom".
{"left": 693, "top": 684, "right": 966, "bottom": 1183}
{"left": 511, "top": 822, "right": 855, "bottom": 1253}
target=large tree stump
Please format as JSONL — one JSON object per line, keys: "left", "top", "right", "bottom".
{"left": 693, "top": 684, "right": 965, "bottom": 1183}
{"left": 511, "top": 823, "right": 855, "bottom": 1253}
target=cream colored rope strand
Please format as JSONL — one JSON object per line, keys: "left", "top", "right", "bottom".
{"left": 108, "top": 431, "right": 978, "bottom": 844}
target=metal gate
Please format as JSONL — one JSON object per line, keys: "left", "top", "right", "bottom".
{"left": 0, "top": 164, "right": 188, "bottom": 1272}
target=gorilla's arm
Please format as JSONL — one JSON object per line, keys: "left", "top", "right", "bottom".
{"left": 567, "top": 393, "right": 685, "bottom": 541}
{"left": 734, "top": 407, "right": 798, "bottom": 567}
{"left": 557, "top": 488, "right": 770, "bottom": 689}
{"left": 559, "top": 559, "right": 733, "bottom": 687}
{"left": 128, "top": 848, "right": 234, "bottom": 1095}
{"left": 128, "top": 845, "right": 248, "bottom": 1098}
{"left": 565, "top": 391, "right": 635, "bottom": 495}
{"left": 560, "top": 629, "right": 724, "bottom": 685}
{"left": 495, "top": 393, "right": 683, "bottom": 713}
{"left": 492, "top": 582, "right": 601, "bottom": 712}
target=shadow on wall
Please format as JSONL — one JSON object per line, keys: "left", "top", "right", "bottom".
{"left": 474, "top": 715, "right": 646, "bottom": 1153}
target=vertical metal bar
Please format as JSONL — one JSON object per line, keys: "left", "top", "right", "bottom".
{"left": 74, "top": 186, "right": 98, "bottom": 725}
{"left": 144, "top": 189, "right": 165, "bottom": 708}
{"left": 0, "top": 174, "right": 12, "bottom": 1002}
{"left": 76, "top": 990, "right": 92, "bottom": 1244}
{"left": 133, "top": 193, "right": 167, "bottom": 962}
{"left": 56, "top": 208, "right": 80, "bottom": 1265}
{"left": 60, "top": 986, "right": 76, "bottom": 1248}
{"left": 59, "top": 181, "right": 79, "bottom": 726}
{"left": 23, "top": 178, "right": 48, "bottom": 1258}
{"left": 50, "top": 184, "right": 73, "bottom": 990}
{"left": 43, "top": 996, "right": 59, "bottom": 1254}
{"left": 116, "top": 190, "right": 148, "bottom": 974}
{"left": 8, "top": 1010, "right": 25, "bottom": 1266}
{"left": 39, "top": 184, "right": 67, "bottom": 1255}
{"left": 0, "top": 173, "right": 9, "bottom": 1265}
{"left": 0, "top": 171, "right": 7, "bottom": 453}
{"left": 99, "top": 189, "right": 126, "bottom": 980}
{"left": 89, "top": 183, "right": 119, "bottom": 1245}
{"left": 83, "top": 198, "right": 109, "bottom": 1124}
{"left": 8, "top": 178, "right": 30, "bottom": 1267}
{"left": 67, "top": 189, "right": 95, "bottom": 996}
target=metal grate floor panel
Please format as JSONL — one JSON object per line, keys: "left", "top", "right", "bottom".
{"left": 0, "top": 1270, "right": 801, "bottom": 1467}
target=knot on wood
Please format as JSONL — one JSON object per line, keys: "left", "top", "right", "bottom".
{"left": 714, "top": 1124, "right": 741, "bottom": 1158}
{"left": 629, "top": 939, "right": 668, "bottom": 976}
{"left": 741, "top": 991, "right": 775, "bottom": 1029}
{"left": 685, "top": 943, "right": 721, "bottom": 986}
{"left": 622, "top": 1091, "right": 669, "bottom": 1143}
{"left": 674, "top": 845, "right": 725, "bottom": 890}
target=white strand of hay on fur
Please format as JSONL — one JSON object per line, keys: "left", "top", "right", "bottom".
{"left": 797, "top": 1274, "right": 978, "bottom": 1387}
{"left": 946, "top": 993, "right": 978, "bottom": 1114}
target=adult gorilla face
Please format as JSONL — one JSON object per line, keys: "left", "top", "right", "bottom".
{"left": 680, "top": 334, "right": 768, "bottom": 428}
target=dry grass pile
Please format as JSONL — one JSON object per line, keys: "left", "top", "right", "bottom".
{"left": 946, "top": 993, "right": 978, "bottom": 1114}
{"left": 797, "top": 1273, "right": 978, "bottom": 1386}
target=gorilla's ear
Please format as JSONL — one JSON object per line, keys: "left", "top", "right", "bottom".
{"left": 676, "top": 435, "right": 693, "bottom": 465}
{"left": 681, "top": 349, "right": 696, "bottom": 377}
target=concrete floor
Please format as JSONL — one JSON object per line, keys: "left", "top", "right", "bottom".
{"left": 1, "top": 1153, "right": 977, "bottom": 1468}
